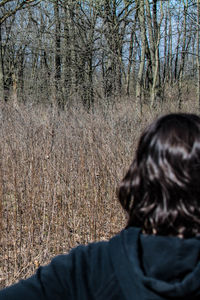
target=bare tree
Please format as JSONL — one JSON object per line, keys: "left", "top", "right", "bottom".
{"left": 54, "top": 0, "right": 62, "bottom": 109}
{"left": 99, "top": 0, "right": 133, "bottom": 98}
{"left": 0, "top": 0, "right": 40, "bottom": 25}
{"left": 197, "top": 0, "right": 200, "bottom": 110}
{"left": 0, "top": 0, "right": 198, "bottom": 109}
{"left": 136, "top": 0, "right": 146, "bottom": 112}
{"left": 126, "top": 2, "right": 139, "bottom": 96}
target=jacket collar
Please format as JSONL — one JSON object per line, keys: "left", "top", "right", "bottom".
{"left": 109, "top": 227, "right": 200, "bottom": 299}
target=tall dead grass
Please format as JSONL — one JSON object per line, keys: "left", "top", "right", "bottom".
{"left": 0, "top": 95, "right": 198, "bottom": 288}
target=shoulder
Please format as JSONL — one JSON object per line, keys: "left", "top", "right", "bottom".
{"left": 39, "top": 239, "right": 114, "bottom": 299}
{"left": 0, "top": 231, "right": 132, "bottom": 300}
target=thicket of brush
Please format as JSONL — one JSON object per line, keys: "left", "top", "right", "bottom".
{"left": 0, "top": 91, "right": 198, "bottom": 288}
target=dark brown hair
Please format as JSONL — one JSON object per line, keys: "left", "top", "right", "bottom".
{"left": 118, "top": 113, "right": 200, "bottom": 238}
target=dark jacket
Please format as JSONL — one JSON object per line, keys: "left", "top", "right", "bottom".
{"left": 1, "top": 227, "right": 200, "bottom": 299}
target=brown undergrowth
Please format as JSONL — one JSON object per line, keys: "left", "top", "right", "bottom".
{"left": 0, "top": 96, "right": 198, "bottom": 288}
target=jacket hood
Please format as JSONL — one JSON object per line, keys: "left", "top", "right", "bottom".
{"left": 109, "top": 227, "right": 200, "bottom": 299}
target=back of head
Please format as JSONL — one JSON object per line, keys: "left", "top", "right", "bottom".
{"left": 118, "top": 113, "right": 200, "bottom": 238}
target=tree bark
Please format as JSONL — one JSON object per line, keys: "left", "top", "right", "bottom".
{"left": 197, "top": 0, "right": 200, "bottom": 111}
{"left": 54, "top": 0, "right": 62, "bottom": 109}
{"left": 126, "top": 5, "right": 138, "bottom": 96}
{"left": 136, "top": 0, "right": 146, "bottom": 113}
{"left": 0, "top": 24, "right": 5, "bottom": 101}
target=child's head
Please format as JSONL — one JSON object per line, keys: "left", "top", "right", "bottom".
{"left": 118, "top": 113, "right": 200, "bottom": 238}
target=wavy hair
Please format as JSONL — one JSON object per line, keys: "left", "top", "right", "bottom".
{"left": 118, "top": 113, "right": 200, "bottom": 238}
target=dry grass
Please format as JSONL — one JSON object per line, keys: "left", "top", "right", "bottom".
{"left": 0, "top": 94, "right": 198, "bottom": 288}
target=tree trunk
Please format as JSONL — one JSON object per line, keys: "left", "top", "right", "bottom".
{"left": 151, "top": 1, "right": 163, "bottom": 107}
{"left": 0, "top": 24, "right": 5, "bottom": 101}
{"left": 63, "top": 1, "right": 72, "bottom": 104}
{"left": 54, "top": 0, "right": 62, "bottom": 109}
{"left": 178, "top": 0, "right": 188, "bottom": 109}
{"left": 136, "top": 0, "right": 146, "bottom": 113}
{"left": 126, "top": 7, "right": 138, "bottom": 96}
{"left": 197, "top": 0, "right": 200, "bottom": 111}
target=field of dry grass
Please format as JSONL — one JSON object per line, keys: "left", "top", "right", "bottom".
{"left": 0, "top": 93, "right": 198, "bottom": 288}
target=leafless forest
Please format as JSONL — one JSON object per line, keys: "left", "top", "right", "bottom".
{"left": 0, "top": 0, "right": 200, "bottom": 288}
{"left": 1, "top": 0, "right": 200, "bottom": 109}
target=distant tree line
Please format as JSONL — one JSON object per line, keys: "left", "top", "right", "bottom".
{"left": 0, "top": 0, "right": 199, "bottom": 110}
